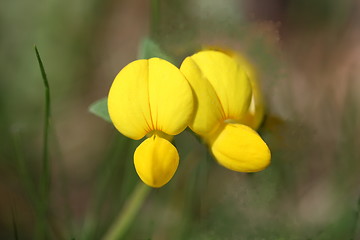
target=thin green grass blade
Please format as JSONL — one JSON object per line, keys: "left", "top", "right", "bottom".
{"left": 352, "top": 195, "right": 360, "bottom": 240}
{"left": 81, "top": 135, "right": 140, "bottom": 240}
{"left": 81, "top": 136, "right": 129, "bottom": 239}
{"left": 11, "top": 206, "right": 19, "bottom": 240}
{"left": 35, "top": 46, "right": 51, "bottom": 192}
{"left": 103, "top": 182, "right": 151, "bottom": 240}
{"left": 34, "top": 45, "right": 51, "bottom": 240}
{"left": 12, "top": 132, "right": 38, "bottom": 205}
{"left": 89, "top": 97, "right": 111, "bottom": 123}
{"left": 176, "top": 150, "right": 209, "bottom": 240}
{"left": 49, "top": 133, "right": 75, "bottom": 239}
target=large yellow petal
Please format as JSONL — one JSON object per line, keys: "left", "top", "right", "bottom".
{"left": 147, "top": 58, "right": 193, "bottom": 135}
{"left": 108, "top": 58, "right": 193, "bottom": 140}
{"left": 108, "top": 59, "right": 153, "bottom": 140}
{"left": 200, "top": 47, "right": 266, "bottom": 130}
{"left": 183, "top": 50, "right": 252, "bottom": 122}
{"left": 180, "top": 57, "right": 224, "bottom": 136}
{"left": 207, "top": 123, "right": 271, "bottom": 172}
{"left": 134, "top": 134, "right": 179, "bottom": 188}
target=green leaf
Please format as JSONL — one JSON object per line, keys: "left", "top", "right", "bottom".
{"left": 138, "top": 37, "right": 175, "bottom": 64}
{"left": 89, "top": 97, "right": 111, "bottom": 123}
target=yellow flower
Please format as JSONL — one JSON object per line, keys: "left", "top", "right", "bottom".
{"left": 180, "top": 50, "right": 271, "bottom": 172}
{"left": 108, "top": 58, "right": 193, "bottom": 187}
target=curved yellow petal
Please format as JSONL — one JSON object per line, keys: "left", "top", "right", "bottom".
{"left": 134, "top": 135, "right": 179, "bottom": 188}
{"left": 207, "top": 123, "right": 271, "bottom": 172}
{"left": 183, "top": 50, "right": 252, "bottom": 122}
{"left": 108, "top": 59, "right": 153, "bottom": 139}
{"left": 234, "top": 54, "right": 265, "bottom": 130}
{"left": 147, "top": 58, "right": 193, "bottom": 135}
{"left": 201, "top": 47, "right": 266, "bottom": 130}
{"left": 108, "top": 58, "right": 193, "bottom": 140}
{"left": 180, "top": 57, "right": 224, "bottom": 136}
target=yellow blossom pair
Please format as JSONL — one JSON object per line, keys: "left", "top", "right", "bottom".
{"left": 108, "top": 50, "right": 271, "bottom": 188}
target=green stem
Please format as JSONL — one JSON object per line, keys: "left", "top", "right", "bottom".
{"left": 103, "top": 182, "right": 151, "bottom": 240}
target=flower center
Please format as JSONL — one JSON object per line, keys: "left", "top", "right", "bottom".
{"left": 224, "top": 119, "right": 239, "bottom": 124}
{"left": 146, "top": 130, "right": 173, "bottom": 142}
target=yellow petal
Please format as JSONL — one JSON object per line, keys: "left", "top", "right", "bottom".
{"left": 108, "top": 58, "right": 193, "bottom": 140}
{"left": 239, "top": 86, "right": 265, "bottom": 130}
{"left": 134, "top": 134, "right": 179, "bottom": 188}
{"left": 180, "top": 57, "right": 224, "bottom": 135}
{"left": 234, "top": 54, "right": 265, "bottom": 130}
{"left": 147, "top": 58, "right": 193, "bottom": 135}
{"left": 108, "top": 59, "right": 153, "bottom": 140}
{"left": 207, "top": 123, "right": 270, "bottom": 172}
{"left": 200, "top": 47, "right": 266, "bottom": 130}
{"left": 182, "top": 50, "right": 252, "bottom": 122}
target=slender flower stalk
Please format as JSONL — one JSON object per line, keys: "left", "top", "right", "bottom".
{"left": 103, "top": 183, "right": 150, "bottom": 240}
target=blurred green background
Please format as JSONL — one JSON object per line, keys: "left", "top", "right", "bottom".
{"left": 1, "top": 0, "right": 360, "bottom": 239}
